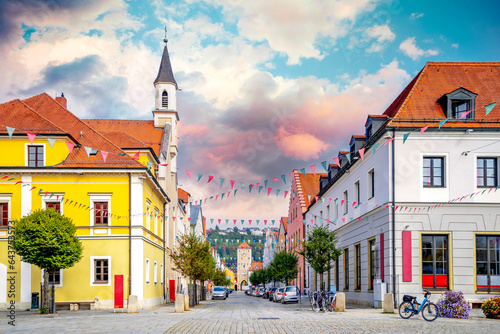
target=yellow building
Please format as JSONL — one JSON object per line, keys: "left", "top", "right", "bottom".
{"left": 224, "top": 267, "right": 235, "bottom": 290}
{"left": 0, "top": 37, "right": 180, "bottom": 310}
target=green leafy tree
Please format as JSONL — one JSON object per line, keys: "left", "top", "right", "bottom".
{"left": 298, "top": 224, "right": 342, "bottom": 290}
{"left": 212, "top": 267, "right": 230, "bottom": 286}
{"left": 270, "top": 250, "right": 298, "bottom": 285}
{"left": 12, "top": 209, "right": 84, "bottom": 311}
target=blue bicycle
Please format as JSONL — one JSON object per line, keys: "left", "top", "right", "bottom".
{"left": 399, "top": 290, "right": 439, "bottom": 321}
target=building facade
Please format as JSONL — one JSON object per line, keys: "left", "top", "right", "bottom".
{"left": 305, "top": 62, "right": 500, "bottom": 307}
{"left": 236, "top": 242, "right": 252, "bottom": 290}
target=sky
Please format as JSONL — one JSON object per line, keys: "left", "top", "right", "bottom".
{"left": 1, "top": 0, "right": 499, "bottom": 228}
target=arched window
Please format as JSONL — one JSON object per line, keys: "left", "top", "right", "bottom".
{"left": 162, "top": 91, "right": 168, "bottom": 108}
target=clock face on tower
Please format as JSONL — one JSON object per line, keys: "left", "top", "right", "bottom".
{"left": 241, "top": 251, "right": 247, "bottom": 257}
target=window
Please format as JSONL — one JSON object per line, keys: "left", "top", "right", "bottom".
{"left": 476, "top": 235, "right": 500, "bottom": 293}
{"left": 146, "top": 258, "right": 150, "bottom": 284}
{"left": 423, "top": 157, "right": 445, "bottom": 187}
{"left": 422, "top": 235, "right": 449, "bottom": 289}
{"left": 1, "top": 203, "right": 8, "bottom": 226}
{"left": 368, "top": 239, "right": 376, "bottom": 290}
{"left": 326, "top": 205, "right": 330, "bottom": 223}
{"left": 146, "top": 202, "right": 151, "bottom": 230}
{"left": 46, "top": 202, "right": 61, "bottom": 213}
{"left": 162, "top": 91, "right": 168, "bottom": 108}
{"left": 368, "top": 169, "right": 375, "bottom": 199}
{"left": 343, "top": 191, "right": 348, "bottom": 215}
{"left": 154, "top": 261, "right": 158, "bottom": 284}
{"left": 354, "top": 181, "right": 360, "bottom": 207}
{"left": 443, "top": 87, "right": 476, "bottom": 119}
{"left": 452, "top": 100, "right": 472, "bottom": 119}
{"left": 28, "top": 145, "right": 44, "bottom": 167}
{"left": 355, "top": 244, "right": 361, "bottom": 290}
{"left": 161, "top": 263, "right": 164, "bottom": 285}
{"left": 154, "top": 208, "right": 159, "bottom": 235}
{"left": 48, "top": 269, "right": 61, "bottom": 285}
{"left": 94, "top": 202, "right": 108, "bottom": 225}
{"left": 94, "top": 259, "right": 109, "bottom": 284}
{"left": 477, "top": 158, "right": 498, "bottom": 188}
{"left": 344, "top": 248, "right": 349, "bottom": 290}
{"left": 334, "top": 199, "right": 338, "bottom": 220}
{"left": 366, "top": 124, "right": 373, "bottom": 140}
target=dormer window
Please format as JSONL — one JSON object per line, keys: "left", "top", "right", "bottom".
{"left": 365, "top": 124, "right": 372, "bottom": 140}
{"left": 162, "top": 91, "right": 168, "bottom": 108}
{"left": 442, "top": 87, "right": 477, "bottom": 119}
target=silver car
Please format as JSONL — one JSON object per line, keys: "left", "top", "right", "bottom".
{"left": 212, "top": 286, "right": 226, "bottom": 300}
{"left": 282, "top": 286, "right": 299, "bottom": 304}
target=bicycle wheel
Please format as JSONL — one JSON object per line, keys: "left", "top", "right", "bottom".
{"left": 421, "top": 302, "right": 438, "bottom": 321}
{"left": 310, "top": 297, "right": 315, "bottom": 312}
{"left": 398, "top": 301, "right": 414, "bottom": 319}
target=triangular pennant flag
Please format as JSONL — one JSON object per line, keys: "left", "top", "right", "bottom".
{"left": 47, "top": 137, "right": 56, "bottom": 149}
{"left": 276, "top": 189, "right": 280, "bottom": 196}
{"left": 321, "top": 161, "right": 328, "bottom": 172}
{"left": 249, "top": 184, "right": 253, "bottom": 193}
{"left": 460, "top": 110, "right": 473, "bottom": 119}
{"left": 240, "top": 182, "right": 245, "bottom": 189}
{"left": 264, "top": 220, "right": 267, "bottom": 225}
{"left": 300, "top": 168, "right": 307, "bottom": 176}
{"left": 27, "top": 132, "right": 36, "bottom": 144}
{"left": 6, "top": 127, "right": 15, "bottom": 139}
{"left": 384, "top": 138, "right": 394, "bottom": 145}
{"left": 207, "top": 175, "right": 214, "bottom": 183}
{"left": 403, "top": 132, "right": 411, "bottom": 143}
{"left": 264, "top": 180, "right": 268, "bottom": 189}
{"left": 346, "top": 153, "right": 351, "bottom": 164}
{"left": 439, "top": 118, "right": 449, "bottom": 129}
{"left": 258, "top": 186, "right": 263, "bottom": 194}
{"left": 372, "top": 143, "right": 379, "bottom": 154}
{"left": 284, "top": 190, "right": 289, "bottom": 198}
{"left": 197, "top": 173, "right": 203, "bottom": 182}
{"left": 485, "top": 102, "right": 497, "bottom": 116}
{"left": 272, "top": 177, "right": 280, "bottom": 183}
{"left": 310, "top": 165, "right": 316, "bottom": 175}
{"left": 267, "top": 188, "right": 272, "bottom": 196}
{"left": 146, "top": 162, "right": 153, "bottom": 170}
{"left": 101, "top": 151, "right": 108, "bottom": 162}
{"left": 186, "top": 170, "right": 192, "bottom": 178}
{"left": 220, "top": 178, "right": 225, "bottom": 187}
{"left": 230, "top": 180, "right": 235, "bottom": 190}
{"left": 221, "top": 193, "right": 225, "bottom": 200}
{"left": 160, "top": 163, "right": 168, "bottom": 166}
{"left": 132, "top": 151, "right": 140, "bottom": 160}
{"left": 281, "top": 174, "right": 286, "bottom": 184}
{"left": 420, "top": 126, "right": 429, "bottom": 135}
{"left": 333, "top": 157, "right": 340, "bottom": 167}
{"left": 84, "top": 146, "right": 93, "bottom": 157}
{"left": 358, "top": 148, "right": 365, "bottom": 161}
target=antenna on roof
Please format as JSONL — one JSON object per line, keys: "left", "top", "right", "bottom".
{"left": 163, "top": 26, "right": 168, "bottom": 44}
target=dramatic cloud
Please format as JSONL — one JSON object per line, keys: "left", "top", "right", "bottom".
{"left": 399, "top": 37, "right": 439, "bottom": 60}
{"left": 275, "top": 127, "right": 329, "bottom": 160}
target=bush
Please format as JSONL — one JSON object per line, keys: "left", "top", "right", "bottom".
{"left": 436, "top": 290, "right": 470, "bottom": 319}
{"left": 481, "top": 296, "right": 500, "bottom": 319}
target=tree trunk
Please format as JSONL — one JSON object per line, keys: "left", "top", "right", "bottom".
{"left": 43, "top": 270, "right": 50, "bottom": 311}
{"left": 319, "top": 272, "right": 324, "bottom": 292}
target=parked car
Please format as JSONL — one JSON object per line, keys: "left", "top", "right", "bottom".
{"left": 282, "top": 286, "right": 299, "bottom": 304}
{"left": 273, "top": 287, "right": 284, "bottom": 302}
{"left": 212, "top": 286, "right": 227, "bottom": 300}
{"left": 267, "top": 287, "right": 277, "bottom": 301}
{"left": 256, "top": 287, "right": 265, "bottom": 297}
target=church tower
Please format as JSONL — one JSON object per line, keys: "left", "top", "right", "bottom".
{"left": 237, "top": 242, "right": 252, "bottom": 290}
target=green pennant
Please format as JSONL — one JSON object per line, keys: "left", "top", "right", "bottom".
{"left": 403, "top": 132, "right": 411, "bottom": 143}
{"left": 372, "top": 143, "right": 379, "bottom": 155}
{"left": 439, "top": 118, "right": 449, "bottom": 129}
{"left": 485, "top": 102, "right": 497, "bottom": 116}
{"left": 6, "top": 126, "right": 15, "bottom": 139}
{"left": 47, "top": 137, "right": 56, "bottom": 149}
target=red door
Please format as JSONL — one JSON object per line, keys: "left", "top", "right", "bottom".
{"left": 169, "top": 280, "right": 175, "bottom": 301}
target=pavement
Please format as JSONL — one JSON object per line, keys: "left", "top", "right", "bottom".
{"left": 0, "top": 292, "right": 497, "bottom": 334}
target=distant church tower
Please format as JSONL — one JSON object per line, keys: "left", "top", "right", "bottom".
{"left": 237, "top": 242, "right": 252, "bottom": 289}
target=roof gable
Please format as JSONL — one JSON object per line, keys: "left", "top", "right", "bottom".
{"left": 239, "top": 241, "right": 251, "bottom": 249}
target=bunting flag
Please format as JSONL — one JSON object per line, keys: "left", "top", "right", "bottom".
{"left": 84, "top": 146, "right": 93, "bottom": 157}
{"left": 133, "top": 151, "right": 140, "bottom": 160}
{"left": 267, "top": 188, "right": 272, "bottom": 196}
{"left": 101, "top": 151, "right": 108, "bottom": 162}
{"left": 207, "top": 175, "right": 214, "bottom": 183}
{"left": 310, "top": 165, "right": 316, "bottom": 175}
{"left": 420, "top": 126, "right": 429, "bottom": 135}
{"left": 220, "top": 178, "right": 225, "bottom": 188}
{"left": 439, "top": 118, "right": 449, "bottom": 129}
{"left": 372, "top": 143, "right": 379, "bottom": 154}
{"left": 146, "top": 162, "right": 153, "bottom": 170}
{"left": 197, "top": 173, "right": 203, "bottom": 181}
{"left": 230, "top": 180, "right": 235, "bottom": 190}
{"left": 272, "top": 177, "right": 280, "bottom": 183}
{"left": 485, "top": 102, "right": 496, "bottom": 116}
{"left": 234, "top": 189, "right": 238, "bottom": 196}
{"left": 284, "top": 190, "right": 289, "bottom": 198}
{"left": 264, "top": 180, "right": 268, "bottom": 189}
{"left": 47, "top": 137, "right": 56, "bottom": 149}
{"left": 264, "top": 220, "right": 267, "bottom": 225}
{"left": 384, "top": 138, "right": 394, "bottom": 145}
{"left": 6, "top": 127, "right": 15, "bottom": 139}
{"left": 249, "top": 184, "right": 253, "bottom": 193}
{"left": 258, "top": 186, "right": 263, "bottom": 194}
{"left": 27, "top": 132, "right": 36, "bottom": 144}
{"left": 321, "top": 161, "right": 328, "bottom": 172}
{"left": 346, "top": 153, "right": 351, "bottom": 164}
{"left": 160, "top": 163, "right": 168, "bottom": 167}
{"left": 333, "top": 157, "right": 340, "bottom": 167}
{"left": 186, "top": 170, "right": 192, "bottom": 178}
{"left": 240, "top": 182, "right": 245, "bottom": 189}
{"left": 300, "top": 168, "right": 307, "bottom": 176}
{"left": 461, "top": 110, "right": 473, "bottom": 119}
{"left": 276, "top": 189, "right": 280, "bottom": 196}
{"left": 281, "top": 174, "right": 286, "bottom": 184}
{"left": 403, "top": 132, "right": 411, "bottom": 143}
{"left": 358, "top": 148, "right": 365, "bottom": 161}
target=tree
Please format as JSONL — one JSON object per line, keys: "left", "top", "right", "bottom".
{"left": 212, "top": 267, "right": 230, "bottom": 286}
{"left": 12, "top": 208, "right": 83, "bottom": 311}
{"left": 298, "top": 224, "right": 342, "bottom": 291}
{"left": 270, "top": 250, "right": 298, "bottom": 285}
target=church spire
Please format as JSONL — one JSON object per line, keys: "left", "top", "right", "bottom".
{"left": 154, "top": 28, "right": 177, "bottom": 88}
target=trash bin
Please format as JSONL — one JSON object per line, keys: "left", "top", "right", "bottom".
{"left": 31, "top": 292, "right": 39, "bottom": 309}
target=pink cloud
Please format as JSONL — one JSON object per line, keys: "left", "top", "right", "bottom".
{"left": 179, "top": 124, "right": 210, "bottom": 142}
{"left": 274, "top": 127, "right": 329, "bottom": 160}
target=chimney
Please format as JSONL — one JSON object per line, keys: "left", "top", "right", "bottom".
{"left": 56, "top": 93, "right": 67, "bottom": 108}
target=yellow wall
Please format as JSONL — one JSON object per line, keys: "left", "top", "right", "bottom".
{"left": 143, "top": 241, "right": 165, "bottom": 300}
{"left": 0, "top": 138, "right": 70, "bottom": 167}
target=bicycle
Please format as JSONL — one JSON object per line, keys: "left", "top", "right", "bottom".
{"left": 325, "top": 292, "right": 336, "bottom": 312}
{"left": 399, "top": 289, "right": 439, "bottom": 321}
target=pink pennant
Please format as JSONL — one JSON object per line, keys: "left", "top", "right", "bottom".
{"left": 329, "top": 198, "right": 332, "bottom": 205}
{"left": 264, "top": 220, "right": 267, "bottom": 225}
{"left": 358, "top": 148, "right": 365, "bottom": 161}
{"left": 233, "top": 219, "right": 237, "bottom": 225}
{"left": 420, "top": 126, "right": 429, "bottom": 135}
{"left": 101, "top": 151, "right": 108, "bottom": 162}
{"left": 272, "top": 177, "right": 279, "bottom": 183}
{"left": 27, "top": 132, "right": 36, "bottom": 144}
{"left": 267, "top": 188, "right": 272, "bottom": 196}
{"left": 333, "top": 157, "right": 340, "bottom": 166}
{"left": 160, "top": 163, "right": 168, "bottom": 166}
{"left": 342, "top": 218, "right": 345, "bottom": 223}
{"left": 284, "top": 191, "right": 289, "bottom": 198}
{"left": 460, "top": 110, "right": 473, "bottom": 119}
{"left": 1, "top": 176, "right": 8, "bottom": 179}
{"left": 315, "top": 196, "right": 319, "bottom": 202}
{"left": 204, "top": 198, "right": 208, "bottom": 204}
{"left": 215, "top": 195, "right": 219, "bottom": 201}
{"left": 384, "top": 138, "right": 395, "bottom": 145}
{"left": 207, "top": 175, "right": 214, "bottom": 183}
{"left": 186, "top": 170, "right": 192, "bottom": 178}
{"left": 311, "top": 219, "right": 314, "bottom": 224}
{"left": 341, "top": 200, "right": 345, "bottom": 206}
{"left": 230, "top": 180, "right": 235, "bottom": 190}
{"left": 249, "top": 220, "right": 252, "bottom": 225}
{"left": 66, "top": 142, "right": 75, "bottom": 153}
{"left": 218, "top": 219, "right": 221, "bottom": 224}
{"left": 172, "top": 216, "right": 176, "bottom": 221}
{"left": 310, "top": 165, "right": 316, "bottom": 174}
{"left": 133, "top": 151, "right": 140, "bottom": 160}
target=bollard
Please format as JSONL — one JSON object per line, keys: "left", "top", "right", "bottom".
{"left": 184, "top": 294, "right": 190, "bottom": 311}
{"left": 336, "top": 293, "right": 345, "bottom": 312}
{"left": 175, "top": 294, "right": 184, "bottom": 313}
{"left": 127, "top": 295, "right": 138, "bottom": 313}
{"left": 384, "top": 293, "right": 394, "bottom": 313}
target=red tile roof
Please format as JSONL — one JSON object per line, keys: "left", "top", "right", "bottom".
{"left": 249, "top": 262, "right": 263, "bottom": 270}
{"left": 351, "top": 135, "right": 365, "bottom": 139}
{"left": 239, "top": 241, "right": 251, "bottom": 249}
{"left": 297, "top": 171, "right": 327, "bottom": 208}
{"left": 178, "top": 188, "right": 190, "bottom": 202}
{"left": 280, "top": 217, "right": 288, "bottom": 232}
{"left": 99, "top": 132, "right": 149, "bottom": 149}
{"left": 385, "top": 62, "right": 500, "bottom": 128}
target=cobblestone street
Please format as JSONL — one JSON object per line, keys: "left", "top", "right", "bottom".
{"left": 1, "top": 292, "right": 497, "bottom": 334}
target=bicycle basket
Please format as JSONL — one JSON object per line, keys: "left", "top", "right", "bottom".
{"left": 402, "top": 295, "right": 413, "bottom": 302}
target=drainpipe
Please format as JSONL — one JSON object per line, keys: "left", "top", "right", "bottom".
{"left": 163, "top": 202, "right": 167, "bottom": 303}
{"left": 391, "top": 129, "right": 396, "bottom": 306}
{"left": 128, "top": 173, "right": 132, "bottom": 296}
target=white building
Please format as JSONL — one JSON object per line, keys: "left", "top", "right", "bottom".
{"left": 305, "top": 62, "right": 500, "bottom": 307}
{"left": 263, "top": 228, "right": 279, "bottom": 268}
